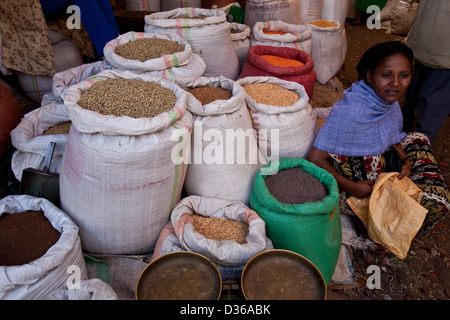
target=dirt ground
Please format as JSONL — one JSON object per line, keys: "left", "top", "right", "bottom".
{"left": 325, "top": 21, "right": 450, "bottom": 301}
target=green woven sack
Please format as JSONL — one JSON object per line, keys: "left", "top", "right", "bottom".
{"left": 250, "top": 158, "right": 342, "bottom": 284}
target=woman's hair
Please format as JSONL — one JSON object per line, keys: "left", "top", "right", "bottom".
{"left": 356, "top": 41, "right": 414, "bottom": 81}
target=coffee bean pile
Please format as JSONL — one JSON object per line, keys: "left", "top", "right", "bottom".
{"left": 77, "top": 79, "right": 176, "bottom": 118}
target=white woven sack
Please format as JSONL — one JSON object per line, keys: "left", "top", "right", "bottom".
{"left": 161, "top": 0, "right": 201, "bottom": 11}
{"left": 104, "top": 32, "right": 193, "bottom": 73}
{"left": 298, "top": 0, "right": 324, "bottom": 23}
{"left": 321, "top": 0, "right": 350, "bottom": 28}
{"left": 124, "top": 0, "right": 160, "bottom": 11}
{"left": 230, "top": 22, "right": 251, "bottom": 71}
{"left": 60, "top": 70, "right": 194, "bottom": 254}
{"left": 175, "top": 76, "right": 264, "bottom": 205}
{"left": 10, "top": 102, "right": 70, "bottom": 181}
{"left": 144, "top": 8, "right": 239, "bottom": 79}
{"left": 0, "top": 195, "right": 87, "bottom": 300}
{"left": 244, "top": 0, "right": 301, "bottom": 30}
{"left": 307, "top": 20, "right": 347, "bottom": 84}
{"left": 52, "top": 61, "right": 107, "bottom": 101}
{"left": 237, "top": 76, "right": 318, "bottom": 162}
{"left": 171, "top": 195, "right": 273, "bottom": 266}
{"left": 250, "top": 20, "right": 312, "bottom": 55}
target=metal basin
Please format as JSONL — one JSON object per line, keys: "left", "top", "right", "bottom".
{"left": 241, "top": 249, "right": 327, "bottom": 300}
{"left": 136, "top": 251, "right": 222, "bottom": 300}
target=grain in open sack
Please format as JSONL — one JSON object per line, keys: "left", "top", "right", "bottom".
{"left": 243, "top": 83, "right": 299, "bottom": 106}
{"left": 77, "top": 78, "right": 176, "bottom": 118}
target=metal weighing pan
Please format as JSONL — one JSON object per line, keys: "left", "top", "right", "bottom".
{"left": 241, "top": 249, "right": 327, "bottom": 300}
{"left": 135, "top": 251, "right": 222, "bottom": 300}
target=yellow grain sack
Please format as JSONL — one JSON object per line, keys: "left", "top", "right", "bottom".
{"left": 346, "top": 172, "right": 428, "bottom": 259}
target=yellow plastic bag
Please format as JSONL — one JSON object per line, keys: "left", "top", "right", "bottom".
{"left": 346, "top": 172, "right": 428, "bottom": 259}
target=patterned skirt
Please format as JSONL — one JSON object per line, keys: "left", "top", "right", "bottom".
{"left": 330, "top": 132, "right": 450, "bottom": 233}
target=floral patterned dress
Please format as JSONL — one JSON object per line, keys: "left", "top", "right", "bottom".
{"left": 329, "top": 132, "right": 449, "bottom": 233}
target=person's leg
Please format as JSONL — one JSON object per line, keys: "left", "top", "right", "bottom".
{"left": 72, "top": 0, "right": 119, "bottom": 57}
{"left": 402, "top": 61, "right": 432, "bottom": 133}
{"left": 414, "top": 68, "right": 450, "bottom": 143}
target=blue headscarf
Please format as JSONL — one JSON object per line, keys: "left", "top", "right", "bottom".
{"left": 313, "top": 80, "right": 406, "bottom": 157}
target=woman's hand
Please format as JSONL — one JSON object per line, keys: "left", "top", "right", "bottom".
{"left": 393, "top": 143, "right": 412, "bottom": 180}
{"left": 349, "top": 180, "right": 375, "bottom": 199}
{"left": 398, "top": 158, "right": 412, "bottom": 179}
{"left": 306, "top": 147, "right": 374, "bottom": 199}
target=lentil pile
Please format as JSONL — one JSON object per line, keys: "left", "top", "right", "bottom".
{"left": 77, "top": 79, "right": 176, "bottom": 118}
{"left": 187, "top": 86, "right": 232, "bottom": 105}
{"left": 309, "top": 19, "right": 336, "bottom": 28}
{"left": 260, "top": 55, "right": 304, "bottom": 68}
{"left": 0, "top": 210, "right": 61, "bottom": 266}
{"left": 41, "top": 121, "right": 72, "bottom": 135}
{"left": 191, "top": 213, "right": 249, "bottom": 245}
{"left": 115, "top": 38, "right": 185, "bottom": 62}
{"left": 264, "top": 167, "right": 329, "bottom": 204}
{"left": 243, "top": 83, "right": 299, "bottom": 106}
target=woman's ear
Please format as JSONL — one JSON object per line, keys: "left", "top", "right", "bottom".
{"left": 366, "top": 70, "right": 373, "bottom": 84}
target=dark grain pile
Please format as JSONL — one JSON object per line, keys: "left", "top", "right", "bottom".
{"left": 264, "top": 167, "right": 329, "bottom": 204}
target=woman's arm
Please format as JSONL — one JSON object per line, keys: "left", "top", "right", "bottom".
{"left": 306, "top": 147, "right": 374, "bottom": 199}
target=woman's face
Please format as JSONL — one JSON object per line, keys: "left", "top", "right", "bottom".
{"left": 366, "top": 53, "right": 412, "bottom": 103}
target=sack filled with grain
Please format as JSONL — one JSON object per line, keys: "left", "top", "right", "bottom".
{"left": 170, "top": 195, "right": 273, "bottom": 267}
{"left": 238, "top": 45, "right": 316, "bottom": 99}
{"left": 60, "top": 70, "right": 195, "bottom": 254}
{"left": 230, "top": 22, "right": 251, "bottom": 71}
{"left": 10, "top": 102, "right": 70, "bottom": 181}
{"left": 0, "top": 195, "right": 87, "bottom": 300}
{"left": 144, "top": 8, "right": 239, "bottom": 79}
{"left": 237, "top": 76, "right": 318, "bottom": 162}
{"left": 251, "top": 21, "right": 313, "bottom": 55}
{"left": 103, "top": 31, "right": 206, "bottom": 79}
{"left": 306, "top": 19, "right": 347, "bottom": 84}
{"left": 250, "top": 157, "right": 342, "bottom": 285}
{"left": 175, "top": 76, "right": 264, "bottom": 205}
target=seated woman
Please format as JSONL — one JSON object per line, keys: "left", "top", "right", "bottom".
{"left": 306, "top": 41, "right": 449, "bottom": 233}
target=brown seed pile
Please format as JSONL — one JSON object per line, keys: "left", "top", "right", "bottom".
{"left": 309, "top": 19, "right": 336, "bottom": 28}
{"left": 175, "top": 14, "right": 208, "bottom": 19}
{"left": 191, "top": 213, "right": 249, "bottom": 244}
{"left": 77, "top": 79, "right": 176, "bottom": 118}
{"left": 187, "top": 86, "right": 233, "bottom": 105}
{"left": 0, "top": 210, "right": 61, "bottom": 266}
{"left": 264, "top": 167, "right": 329, "bottom": 204}
{"left": 41, "top": 121, "right": 72, "bottom": 135}
{"left": 243, "top": 83, "right": 299, "bottom": 106}
{"left": 115, "top": 38, "right": 185, "bottom": 62}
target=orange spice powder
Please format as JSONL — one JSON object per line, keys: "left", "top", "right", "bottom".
{"left": 260, "top": 55, "right": 304, "bottom": 68}
{"left": 309, "top": 19, "right": 336, "bottom": 28}
{"left": 262, "top": 29, "right": 287, "bottom": 35}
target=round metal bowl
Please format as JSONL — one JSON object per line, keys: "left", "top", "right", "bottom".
{"left": 135, "top": 251, "right": 222, "bottom": 300}
{"left": 241, "top": 249, "right": 327, "bottom": 300}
